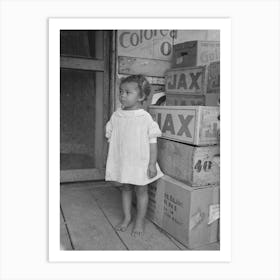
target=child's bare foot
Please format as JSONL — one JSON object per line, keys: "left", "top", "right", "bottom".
{"left": 115, "top": 218, "right": 131, "bottom": 232}
{"left": 131, "top": 221, "right": 145, "bottom": 238}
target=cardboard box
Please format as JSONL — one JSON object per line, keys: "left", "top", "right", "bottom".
{"left": 165, "top": 66, "right": 206, "bottom": 95}
{"left": 147, "top": 175, "right": 220, "bottom": 249}
{"left": 148, "top": 105, "right": 220, "bottom": 146}
{"left": 172, "top": 40, "right": 220, "bottom": 68}
{"left": 166, "top": 94, "right": 205, "bottom": 106}
{"left": 207, "top": 61, "right": 220, "bottom": 94}
{"left": 157, "top": 138, "right": 220, "bottom": 187}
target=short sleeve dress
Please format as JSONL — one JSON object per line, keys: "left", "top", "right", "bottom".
{"left": 105, "top": 108, "right": 164, "bottom": 186}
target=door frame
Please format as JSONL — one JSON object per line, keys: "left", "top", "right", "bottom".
{"left": 60, "top": 31, "right": 115, "bottom": 183}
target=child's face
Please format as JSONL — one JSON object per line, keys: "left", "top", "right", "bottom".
{"left": 119, "top": 82, "right": 144, "bottom": 108}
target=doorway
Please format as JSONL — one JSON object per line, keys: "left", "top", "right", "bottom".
{"left": 60, "top": 30, "right": 113, "bottom": 182}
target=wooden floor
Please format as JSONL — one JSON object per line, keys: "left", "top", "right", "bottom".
{"left": 60, "top": 181, "right": 220, "bottom": 251}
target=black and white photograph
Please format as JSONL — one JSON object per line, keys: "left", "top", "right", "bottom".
{"left": 1, "top": 1, "right": 280, "bottom": 279}
{"left": 58, "top": 28, "right": 221, "bottom": 251}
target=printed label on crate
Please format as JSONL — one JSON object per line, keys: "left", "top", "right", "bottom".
{"left": 163, "top": 192, "right": 184, "bottom": 226}
{"left": 199, "top": 108, "right": 220, "bottom": 140}
{"left": 165, "top": 67, "right": 205, "bottom": 95}
{"left": 207, "top": 61, "right": 220, "bottom": 93}
{"left": 150, "top": 109, "right": 196, "bottom": 143}
{"left": 199, "top": 42, "right": 220, "bottom": 64}
{"left": 190, "top": 210, "right": 205, "bottom": 231}
{"left": 208, "top": 204, "right": 220, "bottom": 224}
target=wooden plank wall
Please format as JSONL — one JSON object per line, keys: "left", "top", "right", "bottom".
{"left": 114, "top": 30, "right": 220, "bottom": 111}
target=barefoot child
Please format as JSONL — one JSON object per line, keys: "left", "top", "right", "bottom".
{"left": 105, "top": 74, "right": 164, "bottom": 237}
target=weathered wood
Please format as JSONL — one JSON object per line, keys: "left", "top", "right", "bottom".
{"left": 158, "top": 138, "right": 220, "bottom": 187}
{"left": 95, "top": 71, "right": 104, "bottom": 169}
{"left": 148, "top": 175, "right": 220, "bottom": 249}
{"left": 165, "top": 66, "right": 206, "bottom": 95}
{"left": 118, "top": 56, "right": 171, "bottom": 77}
{"left": 195, "top": 242, "right": 220, "bottom": 251}
{"left": 90, "top": 186, "right": 180, "bottom": 250}
{"left": 60, "top": 168, "right": 105, "bottom": 183}
{"left": 110, "top": 31, "right": 117, "bottom": 115}
{"left": 118, "top": 74, "right": 165, "bottom": 85}
{"left": 166, "top": 94, "right": 205, "bottom": 106}
{"left": 60, "top": 187, "right": 126, "bottom": 250}
{"left": 60, "top": 181, "right": 115, "bottom": 190}
{"left": 117, "top": 30, "right": 175, "bottom": 61}
{"left": 148, "top": 105, "right": 220, "bottom": 146}
{"left": 103, "top": 32, "right": 111, "bottom": 168}
{"left": 60, "top": 31, "right": 111, "bottom": 183}
{"left": 205, "top": 93, "right": 220, "bottom": 106}
{"left": 60, "top": 211, "right": 73, "bottom": 250}
{"left": 172, "top": 40, "right": 220, "bottom": 68}
{"left": 60, "top": 56, "right": 104, "bottom": 71}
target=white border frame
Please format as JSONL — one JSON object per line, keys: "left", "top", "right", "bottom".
{"left": 49, "top": 18, "right": 231, "bottom": 262}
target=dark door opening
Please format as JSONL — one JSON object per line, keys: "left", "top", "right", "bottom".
{"left": 60, "top": 30, "right": 113, "bottom": 182}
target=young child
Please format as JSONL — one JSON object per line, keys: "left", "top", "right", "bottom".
{"left": 105, "top": 74, "right": 164, "bottom": 237}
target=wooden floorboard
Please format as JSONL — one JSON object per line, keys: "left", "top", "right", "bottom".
{"left": 152, "top": 224, "right": 189, "bottom": 250}
{"left": 61, "top": 180, "right": 122, "bottom": 190}
{"left": 90, "top": 186, "right": 180, "bottom": 250}
{"left": 60, "top": 181, "right": 219, "bottom": 251}
{"left": 60, "top": 187, "right": 127, "bottom": 250}
{"left": 195, "top": 242, "right": 220, "bottom": 250}
{"left": 60, "top": 211, "right": 73, "bottom": 250}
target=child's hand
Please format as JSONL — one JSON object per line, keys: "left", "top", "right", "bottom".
{"left": 147, "top": 163, "right": 157, "bottom": 179}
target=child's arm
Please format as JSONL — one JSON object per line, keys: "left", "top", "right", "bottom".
{"left": 147, "top": 118, "right": 162, "bottom": 179}
{"left": 147, "top": 139, "right": 158, "bottom": 178}
{"left": 105, "top": 115, "right": 114, "bottom": 143}
{"left": 149, "top": 139, "right": 157, "bottom": 165}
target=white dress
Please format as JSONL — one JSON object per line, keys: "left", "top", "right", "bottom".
{"left": 105, "top": 108, "right": 164, "bottom": 186}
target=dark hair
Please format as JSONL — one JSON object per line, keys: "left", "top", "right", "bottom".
{"left": 120, "top": 75, "right": 151, "bottom": 103}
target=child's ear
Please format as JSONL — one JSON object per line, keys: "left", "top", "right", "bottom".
{"left": 138, "top": 95, "right": 146, "bottom": 102}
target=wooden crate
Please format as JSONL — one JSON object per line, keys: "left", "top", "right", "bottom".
{"left": 165, "top": 66, "right": 206, "bottom": 95}
{"left": 166, "top": 93, "right": 220, "bottom": 106}
{"left": 172, "top": 40, "right": 220, "bottom": 68}
{"left": 147, "top": 175, "right": 220, "bottom": 249}
{"left": 205, "top": 93, "right": 220, "bottom": 106}
{"left": 148, "top": 105, "right": 220, "bottom": 146}
{"left": 166, "top": 94, "right": 205, "bottom": 106}
{"left": 157, "top": 138, "right": 220, "bottom": 187}
{"left": 207, "top": 61, "right": 220, "bottom": 94}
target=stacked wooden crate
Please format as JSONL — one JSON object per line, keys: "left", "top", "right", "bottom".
{"left": 147, "top": 106, "right": 220, "bottom": 249}
{"left": 144, "top": 41, "right": 221, "bottom": 250}
{"left": 165, "top": 40, "right": 220, "bottom": 106}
